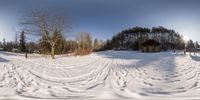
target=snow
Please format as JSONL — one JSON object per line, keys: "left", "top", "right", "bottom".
{"left": 0, "top": 51, "right": 200, "bottom": 100}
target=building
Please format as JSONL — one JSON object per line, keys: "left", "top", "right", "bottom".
{"left": 141, "top": 39, "right": 160, "bottom": 52}
{"left": 12, "top": 48, "right": 19, "bottom": 53}
{"left": 197, "top": 48, "right": 200, "bottom": 52}
{"left": 124, "top": 32, "right": 179, "bottom": 51}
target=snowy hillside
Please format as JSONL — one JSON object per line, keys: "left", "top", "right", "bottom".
{"left": 0, "top": 51, "right": 200, "bottom": 100}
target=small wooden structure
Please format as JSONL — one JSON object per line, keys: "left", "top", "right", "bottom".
{"left": 196, "top": 48, "right": 200, "bottom": 52}
{"left": 141, "top": 39, "right": 160, "bottom": 53}
{"left": 12, "top": 48, "right": 19, "bottom": 53}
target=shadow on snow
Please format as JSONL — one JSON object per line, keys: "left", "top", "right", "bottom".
{"left": 0, "top": 57, "right": 9, "bottom": 62}
{"left": 190, "top": 55, "right": 200, "bottom": 62}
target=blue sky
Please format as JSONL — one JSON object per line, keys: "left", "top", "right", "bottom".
{"left": 0, "top": 0, "right": 200, "bottom": 42}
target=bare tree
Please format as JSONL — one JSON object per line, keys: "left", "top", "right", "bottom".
{"left": 21, "top": 11, "right": 69, "bottom": 59}
{"left": 75, "top": 32, "right": 93, "bottom": 55}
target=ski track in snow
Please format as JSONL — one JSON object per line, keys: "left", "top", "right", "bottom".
{"left": 0, "top": 51, "right": 200, "bottom": 100}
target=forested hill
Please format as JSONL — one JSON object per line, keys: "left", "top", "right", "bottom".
{"left": 104, "top": 26, "right": 186, "bottom": 51}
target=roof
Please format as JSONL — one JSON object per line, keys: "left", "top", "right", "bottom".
{"left": 142, "top": 39, "right": 160, "bottom": 46}
{"left": 12, "top": 48, "right": 18, "bottom": 50}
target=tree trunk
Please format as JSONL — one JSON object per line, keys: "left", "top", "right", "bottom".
{"left": 51, "top": 46, "right": 55, "bottom": 59}
{"left": 25, "top": 53, "right": 28, "bottom": 58}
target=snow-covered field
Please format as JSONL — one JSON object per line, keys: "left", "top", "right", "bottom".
{"left": 0, "top": 51, "right": 200, "bottom": 100}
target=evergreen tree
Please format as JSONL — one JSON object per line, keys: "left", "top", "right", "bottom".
{"left": 0, "top": 42, "right": 2, "bottom": 48}
{"left": 94, "top": 38, "right": 99, "bottom": 51}
{"left": 176, "top": 35, "right": 185, "bottom": 50}
{"left": 186, "top": 40, "right": 195, "bottom": 49}
{"left": 52, "top": 31, "right": 65, "bottom": 54}
{"left": 85, "top": 33, "right": 93, "bottom": 50}
{"left": 39, "top": 34, "right": 51, "bottom": 54}
{"left": 103, "top": 39, "right": 111, "bottom": 50}
{"left": 195, "top": 41, "right": 200, "bottom": 48}
{"left": 64, "top": 40, "right": 77, "bottom": 53}
{"left": 19, "top": 31, "right": 26, "bottom": 52}
{"left": 3, "top": 38, "right": 6, "bottom": 51}
{"left": 26, "top": 42, "right": 38, "bottom": 53}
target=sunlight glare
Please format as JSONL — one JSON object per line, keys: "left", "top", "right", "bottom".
{"left": 183, "top": 35, "right": 190, "bottom": 42}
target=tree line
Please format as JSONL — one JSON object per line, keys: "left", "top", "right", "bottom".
{"left": 102, "top": 26, "right": 199, "bottom": 51}
{"left": 1, "top": 25, "right": 199, "bottom": 58}
{"left": 186, "top": 40, "right": 200, "bottom": 50}
{"left": 0, "top": 10, "right": 105, "bottom": 59}
{"left": 0, "top": 31, "right": 104, "bottom": 58}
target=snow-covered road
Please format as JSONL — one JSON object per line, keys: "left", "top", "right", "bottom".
{"left": 0, "top": 51, "right": 200, "bottom": 100}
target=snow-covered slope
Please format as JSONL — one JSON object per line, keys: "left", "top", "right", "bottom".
{"left": 0, "top": 51, "right": 200, "bottom": 100}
